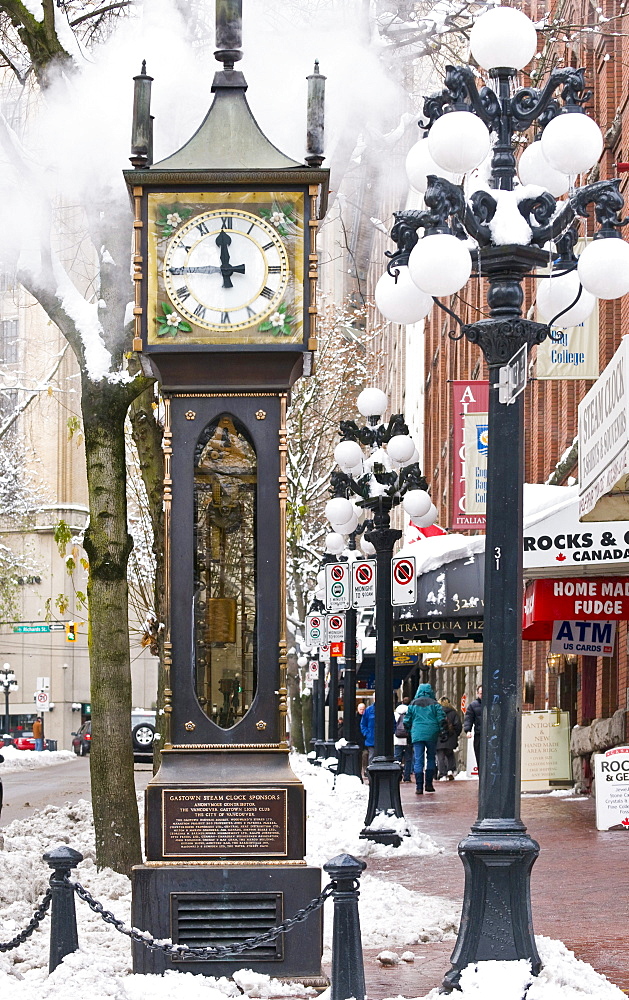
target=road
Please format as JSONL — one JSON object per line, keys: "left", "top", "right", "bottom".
{"left": 0, "top": 757, "right": 153, "bottom": 827}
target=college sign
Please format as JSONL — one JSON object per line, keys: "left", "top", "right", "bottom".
{"left": 523, "top": 576, "right": 629, "bottom": 640}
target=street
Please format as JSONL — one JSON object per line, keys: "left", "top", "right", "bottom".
{"left": 0, "top": 758, "right": 153, "bottom": 827}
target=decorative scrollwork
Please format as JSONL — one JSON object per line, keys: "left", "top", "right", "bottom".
{"left": 468, "top": 189, "right": 497, "bottom": 240}
{"left": 420, "top": 92, "right": 449, "bottom": 129}
{"left": 424, "top": 176, "right": 466, "bottom": 231}
{"left": 463, "top": 317, "right": 549, "bottom": 367}
{"left": 385, "top": 209, "right": 429, "bottom": 274}
{"left": 398, "top": 462, "right": 429, "bottom": 493}
{"left": 570, "top": 179, "right": 629, "bottom": 235}
{"left": 519, "top": 191, "right": 557, "bottom": 234}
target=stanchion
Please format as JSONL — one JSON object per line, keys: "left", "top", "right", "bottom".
{"left": 44, "top": 845, "right": 84, "bottom": 972}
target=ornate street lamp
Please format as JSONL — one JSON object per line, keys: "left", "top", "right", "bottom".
{"left": 0, "top": 663, "right": 18, "bottom": 736}
{"left": 325, "top": 388, "right": 436, "bottom": 846}
{"left": 375, "top": 5, "right": 629, "bottom": 988}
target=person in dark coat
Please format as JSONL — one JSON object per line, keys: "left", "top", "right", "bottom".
{"left": 404, "top": 683, "right": 445, "bottom": 794}
{"left": 360, "top": 700, "right": 376, "bottom": 769}
{"left": 463, "top": 685, "right": 482, "bottom": 777}
{"left": 436, "top": 697, "right": 462, "bottom": 779}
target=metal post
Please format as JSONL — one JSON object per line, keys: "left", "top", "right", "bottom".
{"left": 310, "top": 677, "right": 319, "bottom": 754}
{"left": 323, "top": 655, "right": 339, "bottom": 758}
{"left": 323, "top": 854, "right": 366, "bottom": 1000}
{"left": 4, "top": 684, "right": 9, "bottom": 736}
{"left": 443, "top": 246, "right": 544, "bottom": 990}
{"left": 360, "top": 499, "right": 405, "bottom": 845}
{"left": 315, "top": 658, "right": 327, "bottom": 761}
{"left": 44, "top": 845, "right": 84, "bottom": 972}
{"left": 337, "top": 606, "right": 362, "bottom": 779}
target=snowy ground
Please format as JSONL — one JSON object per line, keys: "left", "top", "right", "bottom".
{"left": 0, "top": 752, "right": 622, "bottom": 998}
{"left": 0, "top": 746, "right": 76, "bottom": 772}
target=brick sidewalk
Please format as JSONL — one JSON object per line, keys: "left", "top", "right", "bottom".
{"left": 352, "top": 779, "right": 629, "bottom": 997}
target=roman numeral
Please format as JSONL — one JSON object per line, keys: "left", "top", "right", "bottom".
{"left": 221, "top": 216, "right": 233, "bottom": 229}
{"left": 268, "top": 265, "right": 281, "bottom": 274}
{"left": 247, "top": 222, "right": 255, "bottom": 234}
{"left": 196, "top": 221, "right": 209, "bottom": 235}
{"left": 221, "top": 311, "right": 230, "bottom": 324}
{"left": 194, "top": 303, "right": 206, "bottom": 319}
{"left": 176, "top": 286, "right": 190, "bottom": 301}
{"left": 245, "top": 306, "right": 256, "bottom": 319}
{"left": 179, "top": 243, "right": 191, "bottom": 253}
{"left": 262, "top": 242, "right": 274, "bottom": 251}
{"left": 260, "top": 286, "right": 274, "bottom": 300}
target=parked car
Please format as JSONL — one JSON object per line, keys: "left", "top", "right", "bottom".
{"left": 71, "top": 721, "right": 91, "bottom": 756}
{"left": 71, "top": 711, "right": 157, "bottom": 760}
{"left": 13, "top": 732, "right": 50, "bottom": 751}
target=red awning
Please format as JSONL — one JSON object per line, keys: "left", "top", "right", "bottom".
{"left": 523, "top": 576, "right": 629, "bottom": 640}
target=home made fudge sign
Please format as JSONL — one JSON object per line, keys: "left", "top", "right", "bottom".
{"left": 162, "top": 788, "right": 287, "bottom": 857}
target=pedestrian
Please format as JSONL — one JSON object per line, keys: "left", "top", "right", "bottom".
{"left": 32, "top": 716, "right": 44, "bottom": 752}
{"left": 360, "top": 699, "right": 375, "bottom": 779}
{"left": 356, "top": 702, "right": 368, "bottom": 777}
{"left": 436, "top": 696, "right": 462, "bottom": 780}
{"left": 404, "top": 683, "right": 445, "bottom": 794}
{"left": 463, "top": 685, "right": 482, "bottom": 777}
{"left": 393, "top": 696, "right": 413, "bottom": 782}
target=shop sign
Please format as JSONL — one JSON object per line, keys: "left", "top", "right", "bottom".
{"left": 523, "top": 577, "right": 629, "bottom": 640}
{"left": 578, "top": 335, "right": 629, "bottom": 518}
{"left": 524, "top": 507, "right": 629, "bottom": 570}
{"left": 451, "top": 380, "right": 489, "bottom": 529}
{"left": 521, "top": 711, "right": 572, "bottom": 791}
{"left": 594, "top": 746, "right": 629, "bottom": 830}
{"left": 550, "top": 620, "right": 616, "bottom": 656}
{"left": 392, "top": 652, "right": 419, "bottom": 666}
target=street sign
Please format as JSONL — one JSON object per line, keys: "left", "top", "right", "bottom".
{"left": 319, "top": 643, "right": 330, "bottom": 662}
{"left": 35, "top": 690, "right": 50, "bottom": 713}
{"left": 13, "top": 625, "right": 49, "bottom": 633}
{"left": 306, "top": 613, "right": 326, "bottom": 646}
{"left": 498, "top": 343, "right": 527, "bottom": 405}
{"left": 308, "top": 660, "right": 319, "bottom": 678}
{"left": 327, "top": 614, "right": 345, "bottom": 642}
{"left": 48, "top": 623, "right": 66, "bottom": 632}
{"left": 352, "top": 560, "right": 376, "bottom": 608}
{"left": 324, "top": 562, "right": 350, "bottom": 611}
{"left": 330, "top": 641, "right": 344, "bottom": 656}
{"left": 391, "top": 555, "right": 417, "bottom": 606}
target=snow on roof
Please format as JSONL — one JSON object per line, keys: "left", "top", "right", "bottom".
{"left": 400, "top": 484, "right": 579, "bottom": 575}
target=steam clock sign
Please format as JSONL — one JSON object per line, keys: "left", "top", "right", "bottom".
{"left": 124, "top": 3, "right": 328, "bottom": 985}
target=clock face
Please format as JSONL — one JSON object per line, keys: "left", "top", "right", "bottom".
{"left": 163, "top": 209, "right": 290, "bottom": 333}
{"left": 147, "top": 191, "right": 305, "bottom": 346}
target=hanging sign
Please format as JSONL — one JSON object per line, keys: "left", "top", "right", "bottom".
{"left": 550, "top": 619, "right": 616, "bottom": 656}
{"left": 306, "top": 613, "right": 326, "bottom": 646}
{"left": 308, "top": 660, "right": 319, "bottom": 678}
{"left": 452, "top": 380, "right": 489, "bottom": 529}
{"left": 352, "top": 560, "right": 376, "bottom": 608}
{"left": 523, "top": 576, "right": 629, "bottom": 640}
{"left": 463, "top": 412, "right": 488, "bottom": 514}
{"left": 594, "top": 746, "right": 629, "bottom": 830}
{"left": 325, "top": 562, "right": 350, "bottom": 611}
{"left": 391, "top": 555, "right": 417, "bottom": 606}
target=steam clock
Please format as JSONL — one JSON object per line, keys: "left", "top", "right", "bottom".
{"left": 124, "top": 4, "right": 328, "bottom": 984}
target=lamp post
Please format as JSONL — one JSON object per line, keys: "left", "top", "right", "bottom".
{"left": 375, "top": 5, "right": 629, "bottom": 988}
{"left": 325, "top": 389, "right": 437, "bottom": 846}
{"left": 0, "top": 663, "right": 18, "bottom": 736}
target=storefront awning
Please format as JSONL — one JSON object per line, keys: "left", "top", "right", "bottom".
{"left": 522, "top": 575, "right": 629, "bottom": 640}
{"left": 393, "top": 552, "right": 484, "bottom": 642}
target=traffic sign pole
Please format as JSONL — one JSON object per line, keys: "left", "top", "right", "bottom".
{"left": 336, "top": 600, "right": 363, "bottom": 781}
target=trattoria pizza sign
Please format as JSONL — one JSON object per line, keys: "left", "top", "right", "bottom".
{"left": 523, "top": 576, "right": 629, "bottom": 641}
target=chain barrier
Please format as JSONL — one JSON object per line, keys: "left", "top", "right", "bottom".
{"left": 69, "top": 876, "right": 334, "bottom": 960}
{"left": 0, "top": 889, "right": 52, "bottom": 952}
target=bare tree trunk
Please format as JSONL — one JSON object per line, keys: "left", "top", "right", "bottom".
{"left": 82, "top": 378, "right": 142, "bottom": 875}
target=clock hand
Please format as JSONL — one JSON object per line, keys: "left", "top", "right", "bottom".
{"left": 215, "top": 229, "right": 245, "bottom": 289}
{"left": 168, "top": 265, "right": 223, "bottom": 275}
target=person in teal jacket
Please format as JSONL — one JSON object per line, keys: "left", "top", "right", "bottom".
{"left": 404, "top": 683, "right": 446, "bottom": 795}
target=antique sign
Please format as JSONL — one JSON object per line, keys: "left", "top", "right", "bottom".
{"left": 162, "top": 788, "right": 287, "bottom": 857}
{"left": 521, "top": 711, "right": 571, "bottom": 791}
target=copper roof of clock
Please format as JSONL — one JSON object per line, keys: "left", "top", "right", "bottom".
{"left": 151, "top": 70, "right": 302, "bottom": 171}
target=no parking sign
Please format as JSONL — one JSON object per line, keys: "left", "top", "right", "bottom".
{"left": 325, "top": 562, "right": 350, "bottom": 611}
{"left": 352, "top": 559, "right": 376, "bottom": 608}
{"left": 391, "top": 555, "right": 417, "bottom": 606}
{"left": 306, "top": 613, "right": 326, "bottom": 646}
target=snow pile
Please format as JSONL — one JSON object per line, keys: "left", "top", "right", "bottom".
{"left": 291, "top": 755, "right": 443, "bottom": 863}
{"left": 0, "top": 746, "right": 76, "bottom": 772}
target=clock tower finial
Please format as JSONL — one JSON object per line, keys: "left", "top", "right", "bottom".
{"left": 215, "top": 0, "right": 243, "bottom": 72}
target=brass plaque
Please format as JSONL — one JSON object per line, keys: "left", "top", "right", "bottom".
{"left": 206, "top": 597, "right": 237, "bottom": 643}
{"left": 162, "top": 788, "right": 287, "bottom": 858}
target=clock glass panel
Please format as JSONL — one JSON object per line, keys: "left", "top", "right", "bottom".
{"left": 147, "top": 191, "right": 305, "bottom": 345}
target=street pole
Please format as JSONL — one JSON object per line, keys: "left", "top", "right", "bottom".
{"left": 323, "top": 654, "right": 339, "bottom": 758}
{"left": 4, "top": 685, "right": 9, "bottom": 735}
{"left": 315, "top": 658, "right": 327, "bottom": 761}
{"left": 337, "top": 604, "right": 362, "bottom": 779}
{"left": 360, "top": 497, "right": 404, "bottom": 846}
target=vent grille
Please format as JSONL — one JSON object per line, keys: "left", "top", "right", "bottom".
{"left": 171, "top": 892, "right": 283, "bottom": 962}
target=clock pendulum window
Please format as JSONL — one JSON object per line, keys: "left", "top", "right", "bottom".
{"left": 123, "top": 6, "right": 329, "bottom": 988}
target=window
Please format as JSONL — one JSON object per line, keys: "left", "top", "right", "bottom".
{"left": 193, "top": 415, "right": 257, "bottom": 728}
{"left": 0, "top": 319, "right": 18, "bottom": 363}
